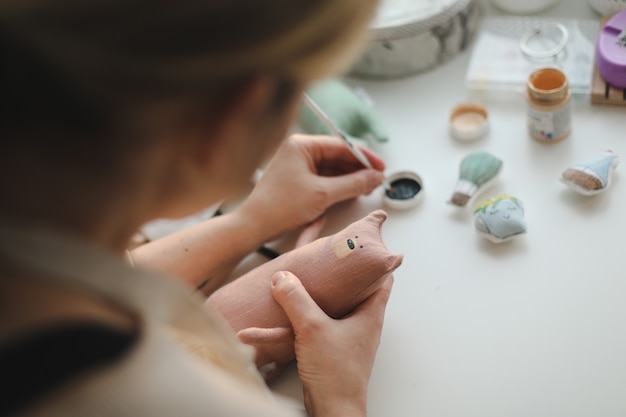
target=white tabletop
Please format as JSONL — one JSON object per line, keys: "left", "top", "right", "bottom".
{"left": 271, "top": 1, "right": 626, "bottom": 416}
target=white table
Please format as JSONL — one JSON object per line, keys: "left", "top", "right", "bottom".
{"left": 271, "top": 1, "right": 626, "bottom": 416}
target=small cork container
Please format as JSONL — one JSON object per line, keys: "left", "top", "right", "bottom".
{"left": 526, "top": 67, "right": 572, "bottom": 143}
{"left": 449, "top": 103, "right": 489, "bottom": 141}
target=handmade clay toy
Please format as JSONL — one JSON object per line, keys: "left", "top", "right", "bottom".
{"left": 449, "top": 151, "right": 503, "bottom": 207}
{"left": 298, "top": 78, "right": 389, "bottom": 146}
{"left": 206, "top": 210, "right": 403, "bottom": 381}
{"left": 561, "top": 150, "right": 620, "bottom": 196}
{"left": 474, "top": 195, "right": 526, "bottom": 243}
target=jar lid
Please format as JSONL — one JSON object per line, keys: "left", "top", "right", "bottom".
{"left": 449, "top": 103, "right": 489, "bottom": 141}
{"left": 382, "top": 170, "right": 424, "bottom": 210}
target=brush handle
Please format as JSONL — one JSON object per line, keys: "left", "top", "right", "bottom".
{"left": 302, "top": 93, "right": 391, "bottom": 190}
{"left": 303, "top": 93, "right": 371, "bottom": 168}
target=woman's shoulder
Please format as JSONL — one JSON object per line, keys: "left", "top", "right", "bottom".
{"left": 7, "top": 318, "right": 300, "bottom": 417}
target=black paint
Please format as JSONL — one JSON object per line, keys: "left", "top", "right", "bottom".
{"left": 385, "top": 178, "right": 421, "bottom": 200}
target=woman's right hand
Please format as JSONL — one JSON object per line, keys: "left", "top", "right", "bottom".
{"left": 236, "top": 134, "right": 385, "bottom": 244}
{"left": 270, "top": 271, "right": 394, "bottom": 417}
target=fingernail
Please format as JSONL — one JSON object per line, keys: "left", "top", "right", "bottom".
{"left": 271, "top": 271, "right": 287, "bottom": 287}
{"left": 369, "top": 171, "right": 385, "bottom": 189}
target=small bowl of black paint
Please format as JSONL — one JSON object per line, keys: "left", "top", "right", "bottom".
{"left": 383, "top": 170, "right": 424, "bottom": 210}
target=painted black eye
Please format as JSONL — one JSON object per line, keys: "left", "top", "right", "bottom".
{"left": 347, "top": 239, "right": 355, "bottom": 250}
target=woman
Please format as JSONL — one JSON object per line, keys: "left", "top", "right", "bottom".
{"left": 0, "top": 1, "right": 393, "bottom": 416}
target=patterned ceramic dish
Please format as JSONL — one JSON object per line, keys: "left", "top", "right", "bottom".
{"left": 350, "top": 0, "right": 481, "bottom": 79}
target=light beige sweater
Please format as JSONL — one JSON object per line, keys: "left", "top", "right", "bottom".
{"left": 0, "top": 221, "right": 301, "bottom": 417}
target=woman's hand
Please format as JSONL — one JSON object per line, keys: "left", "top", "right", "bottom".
{"left": 237, "top": 134, "right": 386, "bottom": 242}
{"left": 131, "top": 134, "right": 385, "bottom": 296}
{"left": 270, "top": 270, "right": 394, "bottom": 417}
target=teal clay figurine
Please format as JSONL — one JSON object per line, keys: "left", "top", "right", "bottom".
{"left": 561, "top": 150, "right": 620, "bottom": 196}
{"left": 449, "top": 151, "right": 503, "bottom": 207}
{"left": 474, "top": 195, "right": 526, "bottom": 243}
{"left": 298, "top": 79, "right": 389, "bottom": 147}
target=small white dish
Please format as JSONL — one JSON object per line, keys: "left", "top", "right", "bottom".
{"left": 383, "top": 171, "right": 424, "bottom": 210}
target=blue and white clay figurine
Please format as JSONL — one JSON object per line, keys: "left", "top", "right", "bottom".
{"left": 449, "top": 151, "right": 503, "bottom": 207}
{"left": 561, "top": 150, "right": 620, "bottom": 196}
{"left": 474, "top": 195, "right": 526, "bottom": 243}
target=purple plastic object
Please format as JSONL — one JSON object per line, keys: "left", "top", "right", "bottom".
{"left": 597, "top": 9, "right": 626, "bottom": 88}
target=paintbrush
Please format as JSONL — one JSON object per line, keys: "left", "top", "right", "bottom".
{"left": 302, "top": 93, "right": 392, "bottom": 191}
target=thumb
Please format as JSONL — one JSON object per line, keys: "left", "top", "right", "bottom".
{"left": 271, "top": 271, "right": 326, "bottom": 329}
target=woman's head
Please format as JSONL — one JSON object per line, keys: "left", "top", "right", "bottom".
{"left": 2, "top": 0, "right": 377, "bottom": 145}
{"left": 0, "top": 0, "right": 378, "bottom": 229}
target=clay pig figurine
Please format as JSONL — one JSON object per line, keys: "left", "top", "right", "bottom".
{"left": 206, "top": 210, "right": 403, "bottom": 381}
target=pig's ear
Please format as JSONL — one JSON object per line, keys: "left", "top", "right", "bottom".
{"left": 236, "top": 327, "right": 295, "bottom": 382}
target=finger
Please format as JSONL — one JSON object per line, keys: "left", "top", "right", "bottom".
{"left": 303, "top": 135, "right": 386, "bottom": 174}
{"left": 237, "top": 326, "right": 294, "bottom": 345}
{"left": 304, "top": 135, "right": 367, "bottom": 167}
{"left": 319, "top": 169, "right": 385, "bottom": 204}
{"left": 358, "top": 145, "right": 386, "bottom": 171}
{"left": 352, "top": 275, "right": 394, "bottom": 315}
{"left": 271, "top": 271, "right": 326, "bottom": 329}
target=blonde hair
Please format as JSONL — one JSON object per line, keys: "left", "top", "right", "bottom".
{"left": 1, "top": 0, "right": 378, "bottom": 143}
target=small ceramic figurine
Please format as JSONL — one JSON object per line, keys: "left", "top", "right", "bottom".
{"left": 206, "top": 210, "right": 403, "bottom": 382}
{"left": 449, "top": 151, "right": 503, "bottom": 207}
{"left": 561, "top": 150, "right": 620, "bottom": 196}
{"left": 298, "top": 79, "right": 389, "bottom": 147}
{"left": 474, "top": 194, "right": 526, "bottom": 243}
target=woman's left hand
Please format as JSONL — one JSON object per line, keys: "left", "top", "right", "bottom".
{"left": 131, "top": 134, "right": 385, "bottom": 295}
{"left": 237, "top": 134, "right": 386, "bottom": 242}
